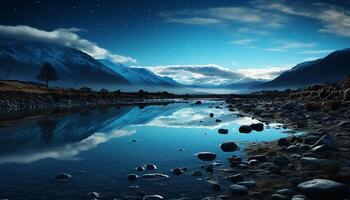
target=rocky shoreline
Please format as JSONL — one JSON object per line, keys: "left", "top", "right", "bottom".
{"left": 214, "top": 79, "right": 350, "bottom": 199}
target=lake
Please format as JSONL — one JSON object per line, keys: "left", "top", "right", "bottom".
{"left": 0, "top": 100, "right": 299, "bottom": 199}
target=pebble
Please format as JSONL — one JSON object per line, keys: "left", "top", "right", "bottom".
{"left": 172, "top": 168, "right": 184, "bottom": 176}
{"left": 225, "top": 184, "right": 248, "bottom": 196}
{"left": 239, "top": 125, "right": 252, "bottom": 133}
{"left": 143, "top": 195, "right": 164, "bottom": 200}
{"left": 218, "top": 128, "right": 228, "bottom": 134}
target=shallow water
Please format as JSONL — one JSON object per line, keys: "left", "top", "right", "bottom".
{"left": 0, "top": 101, "right": 299, "bottom": 199}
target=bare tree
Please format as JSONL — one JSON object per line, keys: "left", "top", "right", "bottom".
{"left": 36, "top": 62, "right": 58, "bottom": 87}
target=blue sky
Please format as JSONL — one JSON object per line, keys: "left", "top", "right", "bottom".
{"left": 0, "top": 0, "right": 349, "bottom": 85}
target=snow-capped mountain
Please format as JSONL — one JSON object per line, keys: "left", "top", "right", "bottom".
{"left": 0, "top": 43, "right": 186, "bottom": 92}
{"left": 0, "top": 43, "right": 132, "bottom": 90}
{"left": 99, "top": 59, "right": 184, "bottom": 91}
{"left": 99, "top": 59, "right": 183, "bottom": 89}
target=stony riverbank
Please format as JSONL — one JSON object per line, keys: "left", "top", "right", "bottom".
{"left": 213, "top": 78, "right": 350, "bottom": 199}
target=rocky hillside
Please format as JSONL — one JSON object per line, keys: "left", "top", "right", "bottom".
{"left": 255, "top": 49, "right": 350, "bottom": 90}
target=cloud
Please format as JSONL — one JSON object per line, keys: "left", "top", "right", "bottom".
{"left": 230, "top": 39, "right": 254, "bottom": 45}
{"left": 0, "top": 25, "right": 136, "bottom": 64}
{"left": 159, "top": 6, "right": 286, "bottom": 28}
{"left": 140, "top": 64, "right": 289, "bottom": 85}
{"left": 0, "top": 130, "right": 134, "bottom": 164}
{"left": 235, "top": 67, "right": 289, "bottom": 80}
{"left": 298, "top": 49, "right": 335, "bottom": 54}
{"left": 266, "top": 41, "right": 316, "bottom": 52}
{"left": 260, "top": 2, "right": 350, "bottom": 37}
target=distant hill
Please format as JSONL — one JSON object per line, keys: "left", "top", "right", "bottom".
{"left": 0, "top": 43, "right": 187, "bottom": 92}
{"left": 254, "top": 48, "right": 350, "bottom": 90}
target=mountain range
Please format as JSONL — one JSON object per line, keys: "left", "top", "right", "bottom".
{"left": 254, "top": 48, "right": 350, "bottom": 90}
{"left": 0, "top": 43, "right": 187, "bottom": 93}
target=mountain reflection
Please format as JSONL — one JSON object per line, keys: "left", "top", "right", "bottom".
{"left": 0, "top": 102, "right": 242, "bottom": 164}
{"left": 0, "top": 103, "right": 186, "bottom": 164}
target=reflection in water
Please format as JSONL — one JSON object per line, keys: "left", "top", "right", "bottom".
{"left": 37, "top": 119, "right": 58, "bottom": 144}
{"left": 0, "top": 101, "right": 300, "bottom": 200}
{"left": 0, "top": 103, "right": 187, "bottom": 164}
{"left": 0, "top": 130, "right": 134, "bottom": 164}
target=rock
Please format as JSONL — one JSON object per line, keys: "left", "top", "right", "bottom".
{"left": 218, "top": 128, "right": 228, "bottom": 134}
{"left": 88, "top": 192, "right": 100, "bottom": 198}
{"left": 250, "top": 123, "right": 264, "bottom": 132}
{"left": 225, "top": 184, "right": 248, "bottom": 196}
{"left": 271, "top": 194, "right": 289, "bottom": 200}
{"left": 277, "top": 138, "right": 290, "bottom": 146}
{"left": 143, "top": 195, "right": 164, "bottom": 200}
{"left": 287, "top": 145, "right": 299, "bottom": 153}
{"left": 273, "top": 156, "right": 290, "bottom": 167}
{"left": 276, "top": 188, "right": 295, "bottom": 196}
{"left": 206, "top": 164, "right": 214, "bottom": 173}
{"left": 195, "top": 101, "right": 202, "bottom": 105}
{"left": 311, "top": 144, "right": 329, "bottom": 152}
{"left": 268, "top": 165, "right": 281, "bottom": 174}
{"left": 228, "top": 174, "right": 244, "bottom": 183}
{"left": 196, "top": 152, "right": 217, "bottom": 161}
{"left": 220, "top": 141, "right": 238, "bottom": 152}
{"left": 239, "top": 125, "right": 252, "bottom": 133}
{"left": 142, "top": 173, "right": 169, "bottom": 180}
{"left": 172, "top": 168, "right": 184, "bottom": 176}
{"left": 300, "top": 157, "right": 338, "bottom": 169}
{"left": 312, "top": 135, "right": 336, "bottom": 150}
{"left": 297, "top": 179, "right": 348, "bottom": 199}
{"left": 210, "top": 113, "right": 214, "bottom": 117}
{"left": 343, "top": 88, "right": 350, "bottom": 101}
{"left": 248, "top": 155, "right": 267, "bottom": 162}
{"left": 191, "top": 171, "right": 202, "bottom": 176}
{"left": 248, "top": 159, "right": 258, "bottom": 166}
{"left": 291, "top": 194, "right": 307, "bottom": 200}
{"left": 128, "top": 174, "right": 138, "bottom": 181}
{"left": 237, "top": 180, "right": 256, "bottom": 188}
{"left": 136, "top": 166, "right": 145, "bottom": 172}
{"left": 212, "top": 183, "right": 221, "bottom": 191}
{"left": 55, "top": 173, "right": 71, "bottom": 181}
{"left": 215, "top": 119, "right": 222, "bottom": 122}
{"left": 338, "top": 120, "right": 350, "bottom": 129}
{"left": 281, "top": 101, "right": 298, "bottom": 111}
{"left": 145, "top": 164, "right": 157, "bottom": 170}
{"left": 237, "top": 164, "right": 249, "bottom": 170}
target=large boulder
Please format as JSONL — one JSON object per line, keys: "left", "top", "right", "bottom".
{"left": 297, "top": 179, "right": 348, "bottom": 199}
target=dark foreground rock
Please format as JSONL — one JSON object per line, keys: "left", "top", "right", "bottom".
{"left": 297, "top": 179, "right": 348, "bottom": 199}
{"left": 196, "top": 152, "right": 217, "bottom": 161}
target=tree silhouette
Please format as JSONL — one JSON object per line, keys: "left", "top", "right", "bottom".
{"left": 36, "top": 62, "right": 58, "bottom": 87}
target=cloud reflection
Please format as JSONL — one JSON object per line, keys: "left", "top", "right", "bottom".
{"left": 0, "top": 130, "right": 134, "bottom": 164}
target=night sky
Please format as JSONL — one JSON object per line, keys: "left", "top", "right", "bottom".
{"left": 0, "top": 0, "right": 350, "bottom": 85}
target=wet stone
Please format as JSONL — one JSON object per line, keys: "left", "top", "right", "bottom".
{"left": 220, "top": 141, "right": 238, "bottom": 152}
{"left": 128, "top": 174, "right": 138, "bottom": 181}
{"left": 143, "top": 195, "right": 164, "bottom": 200}
{"left": 55, "top": 173, "right": 71, "bottom": 181}
{"left": 172, "top": 168, "right": 184, "bottom": 176}
{"left": 145, "top": 164, "right": 157, "bottom": 170}
{"left": 239, "top": 125, "right": 252, "bottom": 133}
{"left": 218, "top": 128, "right": 228, "bottom": 134}
{"left": 196, "top": 152, "right": 217, "bottom": 161}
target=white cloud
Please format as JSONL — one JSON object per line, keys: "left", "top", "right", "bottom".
{"left": 261, "top": 2, "right": 350, "bottom": 37}
{"left": 0, "top": 25, "right": 136, "bottom": 64}
{"left": 230, "top": 39, "right": 254, "bottom": 45}
{"left": 298, "top": 49, "right": 334, "bottom": 54}
{"left": 235, "top": 67, "right": 289, "bottom": 80}
{"left": 159, "top": 6, "right": 286, "bottom": 28}
{"left": 139, "top": 64, "right": 289, "bottom": 85}
{"left": 266, "top": 41, "right": 316, "bottom": 52}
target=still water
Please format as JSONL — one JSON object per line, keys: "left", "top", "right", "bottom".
{"left": 0, "top": 101, "right": 298, "bottom": 200}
